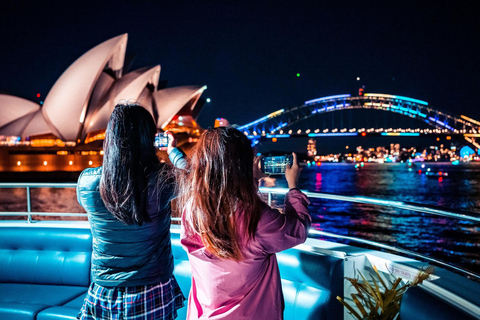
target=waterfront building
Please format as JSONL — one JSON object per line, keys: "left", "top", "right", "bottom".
{"left": 0, "top": 34, "right": 206, "bottom": 173}
{"left": 307, "top": 139, "right": 317, "bottom": 157}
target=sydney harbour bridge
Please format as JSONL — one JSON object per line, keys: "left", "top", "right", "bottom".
{"left": 237, "top": 93, "right": 480, "bottom": 150}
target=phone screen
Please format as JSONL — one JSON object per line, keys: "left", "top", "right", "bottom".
{"left": 261, "top": 155, "right": 292, "bottom": 175}
{"left": 154, "top": 133, "right": 169, "bottom": 149}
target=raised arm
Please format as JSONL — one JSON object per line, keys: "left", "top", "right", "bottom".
{"left": 166, "top": 131, "right": 188, "bottom": 170}
{"left": 256, "top": 153, "right": 311, "bottom": 253}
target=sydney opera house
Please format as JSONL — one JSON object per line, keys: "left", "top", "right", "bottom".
{"left": 0, "top": 34, "right": 206, "bottom": 174}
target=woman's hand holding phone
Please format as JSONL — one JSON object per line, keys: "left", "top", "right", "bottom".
{"left": 253, "top": 155, "right": 268, "bottom": 182}
{"left": 285, "top": 152, "right": 300, "bottom": 190}
{"left": 165, "top": 131, "right": 176, "bottom": 155}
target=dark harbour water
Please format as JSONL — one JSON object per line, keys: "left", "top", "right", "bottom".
{"left": 267, "top": 162, "right": 480, "bottom": 275}
{"left": 1, "top": 162, "right": 480, "bottom": 275}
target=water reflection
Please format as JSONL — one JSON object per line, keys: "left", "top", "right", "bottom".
{"left": 268, "top": 162, "right": 480, "bottom": 274}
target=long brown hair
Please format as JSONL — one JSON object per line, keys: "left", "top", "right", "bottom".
{"left": 176, "top": 127, "right": 262, "bottom": 260}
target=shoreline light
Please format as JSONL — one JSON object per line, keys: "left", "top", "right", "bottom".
{"left": 381, "top": 133, "right": 420, "bottom": 136}
{"left": 308, "top": 133, "right": 358, "bottom": 137}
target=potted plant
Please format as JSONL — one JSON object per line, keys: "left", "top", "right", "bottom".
{"left": 337, "top": 265, "right": 435, "bottom": 320}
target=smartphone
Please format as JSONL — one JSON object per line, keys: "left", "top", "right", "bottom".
{"left": 154, "top": 132, "right": 169, "bottom": 149}
{"left": 260, "top": 155, "right": 293, "bottom": 175}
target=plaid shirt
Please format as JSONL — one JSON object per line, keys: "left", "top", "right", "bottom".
{"left": 78, "top": 277, "right": 185, "bottom": 320}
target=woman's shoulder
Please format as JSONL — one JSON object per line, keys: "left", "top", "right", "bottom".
{"left": 77, "top": 167, "right": 102, "bottom": 191}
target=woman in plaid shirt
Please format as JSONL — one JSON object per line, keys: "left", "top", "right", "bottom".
{"left": 77, "top": 103, "right": 186, "bottom": 319}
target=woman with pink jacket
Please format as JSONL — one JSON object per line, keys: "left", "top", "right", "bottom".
{"left": 176, "top": 127, "right": 311, "bottom": 319}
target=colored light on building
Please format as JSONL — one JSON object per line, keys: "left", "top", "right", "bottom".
{"left": 69, "top": 161, "right": 73, "bottom": 165}
{"left": 88, "top": 161, "right": 93, "bottom": 165}
{"left": 17, "top": 161, "right": 21, "bottom": 166}
{"left": 214, "top": 118, "right": 229, "bottom": 128}
{"left": 296, "top": 73, "right": 301, "bottom": 77}
{"left": 307, "top": 132, "right": 358, "bottom": 137}
{"left": 43, "top": 161, "right": 47, "bottom": 166}
{"left": 36, "top": 93, "right": 41, "bottom": 98}
{"left": 361, "top": 132, "right": 367, "bottom": 136}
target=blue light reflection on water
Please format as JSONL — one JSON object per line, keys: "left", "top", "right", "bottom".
{"left": 266, "top": 162, "right": 480, "bottom": 274}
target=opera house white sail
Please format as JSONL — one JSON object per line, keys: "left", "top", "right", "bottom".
{"left": 0, "top": 34, "right": 207, "bottom": 145}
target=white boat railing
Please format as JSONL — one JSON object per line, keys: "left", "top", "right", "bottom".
{"left": 1, "top": 182, "right": 480, "bottom": 281}
{"left": 0, "top": 182, "right": 84, "bottom": 223}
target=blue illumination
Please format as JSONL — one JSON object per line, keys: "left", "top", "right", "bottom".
{"left": 272, "top": 123, "right": 288, "bottom": 132}
{"left": 266, "top": 134, "right": 291, "bottom": 138}
{"left": 326, "top": 106, "right": 335, "bottom": 110}
{"left": 308, "top": 132, "right": 358, "bottom": 137}
{"left": 395, "top": 95, "right": 428, "bottom": 106}
{"left": 460, "top": 146, "right": 475, "bottom": 158}
{"left": 305, "top": 94, "right": 351, "bottom": 105}
{"left": 364, "top": 93, "right": 428, "bottom": 106}
{"left": 428, "top": 117, "right": 453, "bottom": 130}
{"left": 237, "top": 109, "right": 285, "bottom": 130}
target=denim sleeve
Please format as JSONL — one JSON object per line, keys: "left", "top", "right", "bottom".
{"left": 168, "top": 147, "right": 188, "bottom": 170}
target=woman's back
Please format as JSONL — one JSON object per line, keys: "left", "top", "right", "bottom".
{"left": 77, "top": 103, "right": 185, "bottom": 319}
{"left": 181, "top": 188, "right": 311, "bottom": 319}
{"left": 78, "top": 166, "right": 175, "bottom": 287}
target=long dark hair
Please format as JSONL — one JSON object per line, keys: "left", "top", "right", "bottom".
{"left": 100, "top": 103, "right": 160, "bottom": 225}
{"left": 176, "top": 127, "right": 262, "bottom": 260}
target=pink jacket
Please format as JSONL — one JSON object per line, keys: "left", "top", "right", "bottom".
{"left": 180, "top": 189, "right": 311, "bottom": 319}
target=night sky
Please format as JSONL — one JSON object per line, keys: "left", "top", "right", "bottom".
{"left": 1, "top": 0, "right": 479, "bottom": 133}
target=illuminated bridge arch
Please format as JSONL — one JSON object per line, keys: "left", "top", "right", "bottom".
{"left": 237, "top": 93, "right": 480, "bottom": 147}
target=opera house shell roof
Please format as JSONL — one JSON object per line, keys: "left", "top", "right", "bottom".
{"left": 0, "top": 34, "right": 206, "bottom": 145}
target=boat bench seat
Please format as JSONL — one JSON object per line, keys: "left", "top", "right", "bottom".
{"left": 400, "top": 285, "right": 478, "bottom": 320}
{"left": 0, "top": 227, "right": 92, "bottom": 320}
{"left": 0, "top": 226, "right": 344, "bottom": 320}
{"left": 171, "top": 233, "right": 344, "bottom": 320}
